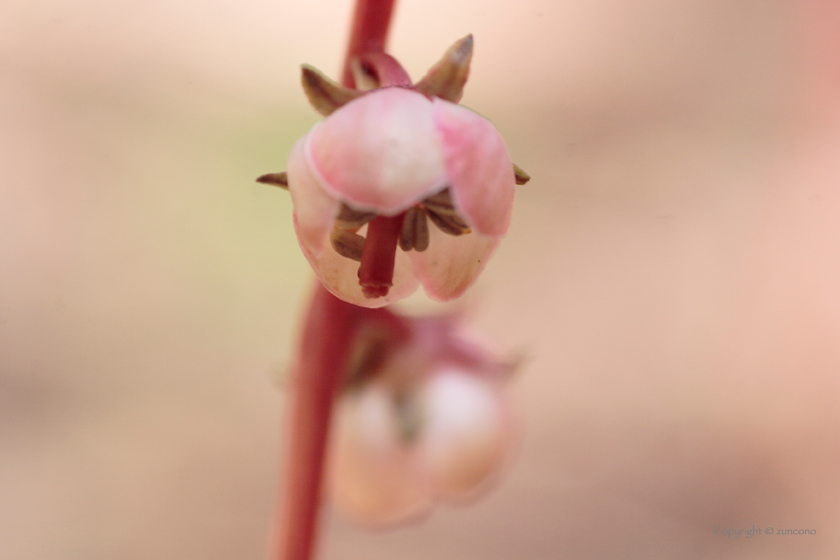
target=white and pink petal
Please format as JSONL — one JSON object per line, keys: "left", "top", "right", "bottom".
{"left": 417, "top": 369, "right": 513, "bottom": 500}
{"left": 408, "top": 224, "right": 499, "bottom": 302}
{"left": 308, "top": 88, "right": 448, "bottom": 214}
{"left": 297, "top": 224, "right": 421, "bottom": 308}
{"left": 432, "top": 99, "right": 515, "bottom": 237}
{"left": 287, "top": 136, "right": 341, "bottom": 259}
{"left": 330, "top": 384, "right": 432, "bottom": 526}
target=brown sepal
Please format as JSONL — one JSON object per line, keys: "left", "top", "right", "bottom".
{"left": 256, "top": 172, "right": 288, "bottom": 189}
{"left": 301, "top": 64, "right": 363, "bottom": 116}
{"left": 513, "top": 164, "right": 530, "bottom": 185}
{"left": 414, "top": 34, "right": 473, "bottom": 103}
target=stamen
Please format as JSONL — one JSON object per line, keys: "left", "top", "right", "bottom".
{"left": 398, "top": 206, "right": 429, "bottom": 252}
{"left": 335, "top": 204, "right": 376, "bottom": 230}
{"left": 420, "top": 188, "right": 471, "bottom": 236}
{"left": 426, "top": 209, "right": 471, "bottom": 236}
{"left": 330, "top": 228, "right": 365, "bottom": 261}
{"left": 358, "top": 214, "right": 405, "bottom": 299}
{"left": 421, "top": 188, "right": 458, "bottom": 215}
{"left": 398, "top": 211, "right": 415, "bottom": 251}
{"left": 412, "top": 209, "right": 430, "bottom": 251}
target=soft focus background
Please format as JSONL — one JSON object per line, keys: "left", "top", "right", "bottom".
{"left": 2, "top": 0, "right": 840, "bottom": 558}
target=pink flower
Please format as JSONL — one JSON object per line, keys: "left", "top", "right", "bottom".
{"left": 262, "top": 36, "right": 529, "bottom": 308}
{"left": 327, "top": 312, "right": 517, "bottom": 526}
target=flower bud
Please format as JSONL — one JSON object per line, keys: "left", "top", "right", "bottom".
{"left": 328, "top": 313, "right": 516, "bottom": 526}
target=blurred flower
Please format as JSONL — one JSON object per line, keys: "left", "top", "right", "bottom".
{"left": 328, "top": 311, "right": 517, "bottom": 526}
{"left": 260, "top": 36, "right": 529, "bottom": 308}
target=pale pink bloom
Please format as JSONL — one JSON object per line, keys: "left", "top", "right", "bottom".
{"left": 327, "top": 314, "right": 516, "bottom": 526}
{"left": 286, "top": 85, "right": 516, "bottom": 308}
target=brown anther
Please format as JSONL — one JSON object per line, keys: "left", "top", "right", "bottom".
{"left": 420, "top": 188, "right": 459, "bottom": 216}
{"left": 256, "top": 172, "right": 288, "bottom": 189}
{"left": 513, "top": 163, "right": 531, "bottom": 185}
{"left": 399, "top": 206, "right": 430, "bottom": 252}
{"left": 335, "top": 204, "right": 376, "bottom": 230}
{"left": 301, "top": 65, "right": 364, "bottom": 116}
{"left": 421, "top": 188, "right": 471, "bottom": 236}
{"left": 398, "top": 211, "right": 415, "bottom": 252}
{"left": 330, "top": 228, "right": 365, "bottom": 261}
{"left": 426, "top": 209, "right": 471, "bottom": 236}
{"left": 414, "top": 34, "right": 473, "bottom": 103}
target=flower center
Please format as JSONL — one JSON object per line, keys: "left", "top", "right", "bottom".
{"left": 329, "top": 188, "right": 472, "bottom": 299}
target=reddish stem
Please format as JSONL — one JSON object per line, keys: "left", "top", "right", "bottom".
{"left": 274, "top": 285, "right": 357, "bottom": 560}
{"left": 341, "top": 0, "right": 398, "bottom": 87}
{"left": 358, "top": 214, "right": 405, "bottom": 299}
{"left": 274, "top": 2, "right": 398, "bottom": 559}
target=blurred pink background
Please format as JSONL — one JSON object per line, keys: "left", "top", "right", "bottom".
{"left": 2, "top": 0, "right": 840, "bottom": 558}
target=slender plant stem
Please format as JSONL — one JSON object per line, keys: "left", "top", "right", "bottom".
{"left": 274, "top": 2, "right": 398, "bottom": 558}
{"left": 275, "top": 284, "right": 357, "bottom": 560}
{"left": 341, "top": 0, "right": 399, "bottom": 87}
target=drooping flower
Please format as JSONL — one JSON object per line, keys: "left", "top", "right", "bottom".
{"left": 327, "top": 310, "right": 517, "bottom": 526}
{"left": 259, "top": 36, "right": 530, "bottom": 308}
